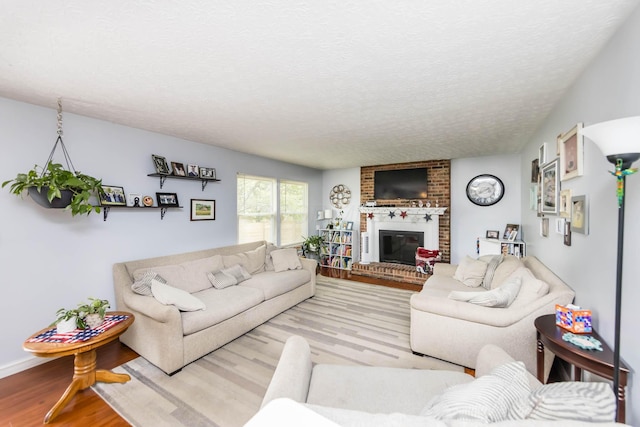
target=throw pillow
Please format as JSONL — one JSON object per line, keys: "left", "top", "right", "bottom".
{"left": 264, "top": 243, "right": 278, "bottom": 271}
{"left": 453, "top": 256, "right": 488, "bottom": 287}
{"left": 448, "top": 277, "right": 522, "bottom": 307}
{"left": 482, "top": 255, "right": 503, "bottom": 290}
{"left": 271, "top": 248, "right": 303, "bottom": 272}
{"left": 507, "top": 382, "right": 615, "bottom": 422}
{"left": 206, "top": 270, "right": 238, "bottom": 289}
{"left": 490, "top": 255, "right": 524, "bottom": 289}
{"left": 150, "top": 279, "right": 206, "bottom": 311}
{"left": 131, "top": 271, "right": 167, "bottom": 296}
{"left": 421, "top": 361, "right": 530, "bottom": 422}
{"left": 221, "top": 264, "right": 252, "bottom": 283}
{"left": 508, "top": 267, "right": 550, "bottom": 308}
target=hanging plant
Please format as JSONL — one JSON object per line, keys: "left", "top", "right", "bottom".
{"left": 2, "top": 99, "right": 104, "bottom": 216}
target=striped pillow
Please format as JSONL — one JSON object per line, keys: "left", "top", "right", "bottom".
{"left": 207, "top": 270, "right": 238, "bottom": 289}
{"left": 131, "top": 271, "right": 167, "bottom": 296}
{"left": 482, "top": 255, "right": 503, "bottom": 289}
{"left": 507, "top": 382, "right": 615, "bottom": 421}
{"left": 421, "top": 361, "right": 530, "bottom": 422}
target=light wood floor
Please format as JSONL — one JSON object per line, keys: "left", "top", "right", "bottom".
{"left": 0, "top": 271, "right": 414, "bottom": 426}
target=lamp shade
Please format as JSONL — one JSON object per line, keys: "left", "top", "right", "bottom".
{"left": 582, "top": 116, "right": 640, "bottom": 166}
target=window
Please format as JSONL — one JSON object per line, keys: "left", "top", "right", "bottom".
{"left": 237, "top": 174, "right": 308, "bottom": 246}
{"left": 280, "top": 180, "right": 308, "bottom": 246}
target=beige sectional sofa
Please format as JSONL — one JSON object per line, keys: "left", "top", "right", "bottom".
{"left": 247, "top": 335, "right": 623, "bottom": 426}
{"left": 410, "top": 255, "right": 575, "bottom": 378}
{"left": 113, "top": 240, "right": 316, "bottom": 374}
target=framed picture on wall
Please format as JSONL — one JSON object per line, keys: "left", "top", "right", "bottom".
{"left": 540, "top": 158, "right": 559, "bottom": 215}
{"left": 99, "top": 185, "right": 126, "bottom": 206}
{"left": 152, "top": 154, "right": 170, "bottom": 175}
{"left": 571, "top": 195, "right": 588, "bottom": 235}
{"left": 559, "top": 189, "right": 572, "bottom": 218}
{"left": 539, "top": 142, "right": 548, "bottom": 165}
{"left": 190, "top": 199, "right": 215, "bottom": 221}
{"left": 559, "top": 123, "right": 584, "bottom": 181}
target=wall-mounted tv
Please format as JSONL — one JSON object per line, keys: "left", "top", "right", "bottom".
{"left": 374, "top": 168, "right": 428, "bottom": 199}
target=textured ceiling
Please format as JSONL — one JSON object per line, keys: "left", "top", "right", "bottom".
{"left": 0, "top": 1, "right": 637, "bottom": 170}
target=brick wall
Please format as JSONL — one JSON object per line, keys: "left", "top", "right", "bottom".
{"left": 360, "top": 160, "right": 451, "bottom": 262}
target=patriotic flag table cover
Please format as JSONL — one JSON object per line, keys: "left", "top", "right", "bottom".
{"left": 27, "top": 314, "right": 130, "bottom": 344}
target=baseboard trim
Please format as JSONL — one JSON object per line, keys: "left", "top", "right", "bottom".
{"left": 0, "top": 355, "right": 55, "bottom": 379}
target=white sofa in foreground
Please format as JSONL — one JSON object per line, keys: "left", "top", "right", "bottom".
{"left": 113, "top": 241, "right": 316, "bottom": 374}
{"left": 248, "top": 335, "right": 624, "bottom": 426}
{"left": 410, "top": 255, "right": 575, "bottom": 378}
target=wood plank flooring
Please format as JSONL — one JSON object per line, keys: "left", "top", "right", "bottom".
{"left": 0, "top": 271, "right": 415, "bottom": 426}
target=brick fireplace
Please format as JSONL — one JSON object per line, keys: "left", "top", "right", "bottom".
{"left": 352, "top": 160, "right": 451, "bottom": 284}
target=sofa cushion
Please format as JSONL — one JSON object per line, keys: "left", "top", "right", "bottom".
{"left": 271, "top": 248, "right": 303, "bottom": 272}
{"left": 131, "top": 271, "right": 167, "bottom": 296}
{"left": 222, "top": 245, "right": 266, "bottom": 274}
{"left": 421, "top": 361, "right": 530, "bottom": 422}
{"left": 207, "top": 270, "right": 238, "bottom": 289}
{"left": 151, "top": 280, "right": 206, "bottom": 312}
{"left": 181, "top": 286, "right": 265, "bottom": 335}
{"left": 507, "top": 382, "right": 615, "bottom": 421}
{"left": 453, "top": 256, "right": 487, "bottom": 287}
{"left": 490, "top": 255, "right": 524, "bottom": 289}
{"left": 507, "top": 267, "right": 550, "bottom": 308}
{"left": 448, "top": 278, "right": 521, "bottom": 308}
{"left": 239, "top": 270, "right": 311, "bottom": 300}
{"left": 308, "top": 364, "right": 473, "bottom": 415}
{"left": 133, "top": 255, "right": 223, "bottom": 294}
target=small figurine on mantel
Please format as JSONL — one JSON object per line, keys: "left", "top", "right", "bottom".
{"left": 418, "top": 200, "right": 423, "bottom": 208}
{"left": 425, "top": 201, "right": 431, "bottom": 208}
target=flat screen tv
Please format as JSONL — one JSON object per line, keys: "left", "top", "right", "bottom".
{"left": 374, "top": 168, "right": 428, "bottom": 200}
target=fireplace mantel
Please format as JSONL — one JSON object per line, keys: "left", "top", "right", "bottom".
{"left": 359, "top": 207, "right": 446, "bottom": 263}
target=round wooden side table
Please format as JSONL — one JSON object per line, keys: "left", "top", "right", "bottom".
{"left": 23, "top": 311, "right": 134, "bottom": 424}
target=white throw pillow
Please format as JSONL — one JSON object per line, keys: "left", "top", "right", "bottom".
{"left": 264, "top": 243, "right": 278, "bottom": 271}
{"left": 271, "top": 248, "right": 303, "bottom": 272}
{"left": 207, "top": 270, "right": 238, "bottom": 289}
{"left": 481, "top": 255, "right": 503, "bottom": 290}
{"left": 490, "top": 255, "right": 524, "bottom": 288}
{"left": 448, "top": 277, "right": 522, "bottom": 308}
{"left": 222, "top": 264, "right": 252, "bottom": 283}
{"left": 507, "top": 382, "right": 615, "bottom": 421}
{"left": 508, "top": 267, "right": 550, "bottom": 308}
{"left": 151, "top": 279, "right": 206, "bottom": 311}
{"left": 453, "top": 256, "right": 488, "bottom": 287}
{"left": 421, "top": 361, "right": 530, "bottom": 422}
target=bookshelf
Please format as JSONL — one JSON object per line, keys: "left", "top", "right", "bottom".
{"left": 478, "top": 238, "right": 526, "bottom": 259}
{"left": 319, "top": 228, "right": 354, "bottom": 270}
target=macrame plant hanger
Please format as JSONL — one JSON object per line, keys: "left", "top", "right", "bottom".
{"left": 41, "top": 98, "right": 78, "bottom": 177}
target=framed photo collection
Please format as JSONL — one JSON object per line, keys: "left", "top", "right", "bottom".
{"left": 156, "top": 192, "right": 180, "bottom": 207}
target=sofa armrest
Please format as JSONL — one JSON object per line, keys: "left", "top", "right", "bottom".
{"left": 123, "top": 291, "right": 180, "bottom": 323}
{"left": 432, "top": 263, "right": 457, "bottom": 277}
{"left": 261, "top": 335, "right": 313, "bottom": 408}
{"left": 475, "top": 344, "right": 542, "bottom": 389}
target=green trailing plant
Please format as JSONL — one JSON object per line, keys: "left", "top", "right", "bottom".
{"left": 2, "top": 162, "right": 104, "bottom": 216}
{"left": 51, "top": 297, "right": 110, "bottom": 329}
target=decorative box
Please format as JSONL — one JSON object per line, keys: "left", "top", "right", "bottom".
{"left": 555, "top": 304, "right": 592, "bottom": 334}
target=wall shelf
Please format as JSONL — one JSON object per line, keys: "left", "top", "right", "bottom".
{"left": 147, "top": 173, "right": 221, "bottom": 190}
{"left": 102, "top": 205, "right": 182, "bottom": 221}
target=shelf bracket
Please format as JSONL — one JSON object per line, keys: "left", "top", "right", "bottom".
{"left": 159, "top": 176, "right": 167, "bottom": 189}
{"left": 201, "top": 180, "right": 208, "bottom": 191}
{"left": 160, "top": 207, "right": 167, "bottom": 220}
{"left": 103, "top": 206, "right": 110, "bottom": 222}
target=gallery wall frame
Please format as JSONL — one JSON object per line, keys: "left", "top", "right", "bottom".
{"left": 540, "top": 158, "right": 559, "bottom": 215}
{"left": 559, "top": 189, "right": 572, "bottom": 218}
{"left": 571, "top": 195, "right": 588, "bottom": 235}
{"left": 559, "top": 123, "right": 584, "bottom": 181}
{"left": 190, "top": 199, "right": 215, "bottom": 221}
{"left": 539, "top": 143, "right": 548, "bottom": 165}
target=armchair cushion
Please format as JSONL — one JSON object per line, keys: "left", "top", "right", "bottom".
{"left": 453, "top": 256, "right": 488, "bottom": 287}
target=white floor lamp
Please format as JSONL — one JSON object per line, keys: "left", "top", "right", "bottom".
{"left": 581, "top": 116, "right": 640, "bottom": 420}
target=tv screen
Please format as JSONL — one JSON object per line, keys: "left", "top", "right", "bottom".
{"left": 374, "top": 168, "right": 428, "bottom": 199}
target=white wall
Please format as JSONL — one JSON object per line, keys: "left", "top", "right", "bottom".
{"left": 0, "top": 97, "right": 322, "bottom": 376}
{"left": 450, "top": 154, "right": 522, "bottom": 264}
{"left": 520, "top": 6, "right": 640, "bottom": 424}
